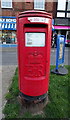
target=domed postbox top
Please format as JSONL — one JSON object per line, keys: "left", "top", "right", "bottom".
{"left": 18, "top": 10, "right": 52, "bottom": 19}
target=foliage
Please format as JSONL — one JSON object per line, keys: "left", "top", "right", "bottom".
{"left": 3, "top": 66, "right": 70, "bottom": 119}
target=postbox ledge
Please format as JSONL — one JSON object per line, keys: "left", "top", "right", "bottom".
{"left": 18, "top": 10, "right": 52, "bottom": 19}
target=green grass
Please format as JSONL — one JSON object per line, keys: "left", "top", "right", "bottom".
{"left": 3, "top": 66, "right": 70, "bottom": 119}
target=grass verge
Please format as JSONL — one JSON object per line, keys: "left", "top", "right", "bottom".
{"left": 3, "top": 66, "right": 70, "bottom": 119}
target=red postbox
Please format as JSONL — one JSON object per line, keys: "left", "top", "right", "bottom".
{"left": 17, "top": 10, "right": 52, "bottom": 101}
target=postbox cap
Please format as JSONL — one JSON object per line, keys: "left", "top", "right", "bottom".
{"left": 18, "top": 10, "right": 52, "bottom": 19}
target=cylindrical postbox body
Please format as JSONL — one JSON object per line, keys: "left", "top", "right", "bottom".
{"left": 17, "top": 10, "right": 52, "bottom": 97}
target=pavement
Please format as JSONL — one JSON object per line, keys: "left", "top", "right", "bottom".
{"left": 0, "top": 49, "right": 17, "bottom": 120}
{"left": 0, "top": 47, "right": 69, "bottom": 119}
{"left": 0, "top": 47, "right": 17, "bottom": 119}
{"left": 0, "top": 65, "right": 17, "bottom": 119}
{"left": 0, "top": 65, "right": 2, "bottom": 119}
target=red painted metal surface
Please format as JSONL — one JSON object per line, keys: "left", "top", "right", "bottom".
{"left": 17, "top": 10, "right": 52, "bottom": 96}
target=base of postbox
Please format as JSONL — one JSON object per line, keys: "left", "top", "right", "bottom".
{"left": 51, "top": 66, "right": 68, "bottom": 75}
{"left": 18, "top": 92, "right": 48, "bottom": 114}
